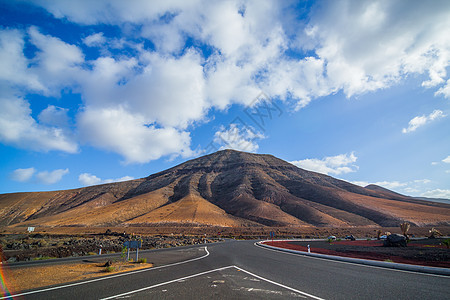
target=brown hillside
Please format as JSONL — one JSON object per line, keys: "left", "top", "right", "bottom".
{"left": 1, "top": 150, "right": 449, "bottom": 228}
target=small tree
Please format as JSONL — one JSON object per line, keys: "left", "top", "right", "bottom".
{"left": 443, "top": 238, "right": 450, "bottom": 249}
{"left": 400, "top": 222, "right": 410, "bottom": 239}
{"left": 376, "top": 230, "right": 382, "bottom": 240}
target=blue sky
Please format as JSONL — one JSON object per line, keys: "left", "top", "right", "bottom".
{"left": 1, "top": 0, "right": 449, "bottom": 199}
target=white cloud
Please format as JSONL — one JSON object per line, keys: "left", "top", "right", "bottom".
{"left": 351, "top": 180, "right": 409, "bottom": 190}
{"left": 78, "top": 173, "right": 101, "bottom": 186}
{"left": 103, "top": 176, "right": 134, "bottom": 184}
{"left": 27, "top": 27, "right": 84, "bottom": 95}
{"left": 350, "top": 180, "right": 370, "bottom": 187}
{"left": 78, "top": 106, "right": 194, "bottom": 164}
{"left": 435, "top": 79, "right": 450, "bottom": 98}
{"left": 303, "top": 1, "right": 450, "bottom": 98}
{"left": 352, "top": 178, "right": 433, "bottom": 196}
{"left": 403, "top": 187, "right": 420, "bottom": 194}
{"left": 10, "top": 168, "right": 36, "bottom": 182}
{"left": 291, "top": 152, "right": 358, "bottom": 175}
{"left": 36, "top": 168, "right": 69, "bottom": 184}
{"left": 213, "top": 123, "right": 264, "bottom": 153}
{"left": 0, "top": 91, "right": 78, "bottom": 153}
{"left": 443, "top": 156, "right": 450, "bottom": 163}
{"left": 38, "top": 105, "right": 70, "bottom": 127}
{"left": 78, "top": 173, "right": 134, "bottom": 186}
{"left": 371, "top": 181, "right": 408, "bottom": 190}
{"left": 83, "top": 32, "right": 106, "bottom": 47}
{"left": 421, "top": 189, "right": 450, "bottom": 199}
{"left": 0, "top": 29, "right": 44, "bottom": 91}
{"left": 402, "top": 110, "right": 446, "bottom": 133}
{"left": 1, "top": 0, "right": 450, "bottom": 165}
{"left": 414, "top": 179, "right": 432, "bottom": 184}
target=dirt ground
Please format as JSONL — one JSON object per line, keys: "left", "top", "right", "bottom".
{"left": 1, "top": 259, "right": 152, "bottom": 294}
{"left": 265, "top": 238, "right": 450, "bottom": 268}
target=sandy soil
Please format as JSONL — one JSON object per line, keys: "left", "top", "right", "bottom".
{"left": 1, "top": 259, "right": 152, "bottom": 294}
{"left": 264, "top": 238, "right": 450, "bottom": 268}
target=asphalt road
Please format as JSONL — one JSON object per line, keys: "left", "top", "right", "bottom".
{"left": 3, "top": 240, "right": 449, "bottom": 300}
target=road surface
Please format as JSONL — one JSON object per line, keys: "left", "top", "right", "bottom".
{"left": 3, "top": 240, "right": 449, "bottom": 299}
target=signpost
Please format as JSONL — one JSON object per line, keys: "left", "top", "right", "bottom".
{"left": 123, "top": 240, "right": 142, "bottom": 261}
{"left": 270, "top": 231, "right": 274, "bottom": 243}
{"left": 27, "top": 227, "right": 35, "bottom": 233}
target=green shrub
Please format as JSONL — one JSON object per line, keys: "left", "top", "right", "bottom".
{"left": 103, "top": 266, "right": 115, "bottom": 272}
{"left": 443, "top": 238, "right": 450, "bottom": 249}
{"left": 384, "top": 259, "right": 393, "bottom": 263}
{"left": 33, "top": 256, "right": 56, "bottom": 260}
{"left": 137, "top": 258, "right": 147, "bottom": 263}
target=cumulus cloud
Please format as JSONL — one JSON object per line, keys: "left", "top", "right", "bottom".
{"left": 83, "top": 32, "right": 106, "bottom": 47}
{"left": 38, "top": 105, "right": 70, "bottom": 127}
{"left": 36, "top": 168, "right": 69, "bottom": 184}
{"left": 443, "top": 156, "right": 450, "bottom": 163}
{"left": 302, "top": 1, "right": 450, "bottom": 98}
{"left": 78, "top": 106, "right": 194, "bottom": 164}
{"left": 213, "top": 123, "right": 265, "bottom": 153}
{"left": 435, "top": 79, "right": 450, "bottom": 98}
{"left": 402, "top": 110, "right": 446, "bottom": 133}
{"left": 291, "top": 152, "right": 358, "bottom": 175}
{"left": 1, "top": 0, "right": 450, "bottom": 164}
{"left": 10, "top": 168, "right": 36, "bottom": 182}
{"left": 0, "top": 91, "right": 78, "bottom": 153}
{"left": 352, "top": 178, "right": 433, "bottom": 196}
{"left": 78, "top": 173, "right": 134, "bottom": 186}
{"left": 421, "top": 189, "right": 450, "bottom": 199}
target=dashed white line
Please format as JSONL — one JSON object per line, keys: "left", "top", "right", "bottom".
{"left": 0, "top": 246, "right": 209, "bottom": 300}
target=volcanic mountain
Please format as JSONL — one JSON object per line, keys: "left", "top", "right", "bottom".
{"left": 1, "top": 150, "right": 449, "bottom": 228}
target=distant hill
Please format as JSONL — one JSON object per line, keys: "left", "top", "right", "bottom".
{"left": 365, "top": 184, "right": 450, "bottom": 205}
{"left": 1, "top": 150, "right": 449, "bottom": 228}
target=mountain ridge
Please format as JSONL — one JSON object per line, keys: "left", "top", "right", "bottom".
{"left": 1, "top": 150, "right": 449, "bottom": 228}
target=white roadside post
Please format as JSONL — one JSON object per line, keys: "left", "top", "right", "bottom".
{"left": 307, "top": 244, "right": 310, "bottom": 253}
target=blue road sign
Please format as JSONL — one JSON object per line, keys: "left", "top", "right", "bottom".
{"left": 124, "top": 240, "right": 141, "bottom": 248}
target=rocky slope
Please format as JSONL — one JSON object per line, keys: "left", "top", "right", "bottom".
{"left": 1, "top": 150, "right": 449, "bottom": 228}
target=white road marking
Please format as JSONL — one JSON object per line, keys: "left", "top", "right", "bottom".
{"left": 234, "top": 266, "right": 324, "bottom": 300}
{"left": 99, "top": 266, "right": 236, "bottom": 300}
{"left": 100, "top": 265, "right": 324, "bottom": 300}
{"left": 0, "top": 246, "right": 209, "bottom": 300}
{"left": 255, "top": 242, "right": 449, "bottom": 278}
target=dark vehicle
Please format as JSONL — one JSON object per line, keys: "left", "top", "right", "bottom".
{"left": 344, "top": 235, "right": 356, "bottom": 241}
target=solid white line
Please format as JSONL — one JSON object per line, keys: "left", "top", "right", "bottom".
{"left": 100, "top": 265, "right": 324, "bottom": 300}
{"left": 254, "top": 242, "right": 449, "bottom": 278}
{"left": 99, "top": 266, "right": 236, "bottom": 300}
{"left": 0, "top": 246, "right": 209, "bottom": 299}
{"left": 234, "top": 266, "right": 325, "bottom": 300}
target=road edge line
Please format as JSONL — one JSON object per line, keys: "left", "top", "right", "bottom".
{"left": 0, "top": 246, "right": 210, "bottom": 299}
{"left": 256, "top": 241, "right": 450, "bottom": 276}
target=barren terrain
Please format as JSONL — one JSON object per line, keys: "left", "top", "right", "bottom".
{"left": 0, "top": 150, "right": 449, "bottom": 230}
{"left": 264, "top": 238, "right": 450, "bottom": 268}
